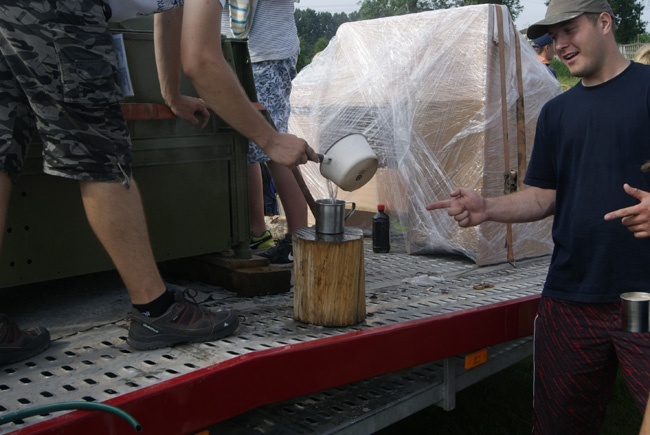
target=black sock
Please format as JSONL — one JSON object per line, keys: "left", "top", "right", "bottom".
{"left": 133, "top": 289, "right": 174, "bottom": 317}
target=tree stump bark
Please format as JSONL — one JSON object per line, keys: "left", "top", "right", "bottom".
{"left": 293, "top": 227, "right": 366, "bottom": 326}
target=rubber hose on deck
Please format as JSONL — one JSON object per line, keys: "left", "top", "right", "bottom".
{"left": 0, "top": 401, "right": 141, "bottom": 432}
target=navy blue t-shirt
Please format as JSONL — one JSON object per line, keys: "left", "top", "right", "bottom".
{"left": 524, "top": 62, "right": 650, "bottom": 303}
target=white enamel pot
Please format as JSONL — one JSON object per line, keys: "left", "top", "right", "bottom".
{"left": 318, "top": 134, "right": 378, "bottom": 192}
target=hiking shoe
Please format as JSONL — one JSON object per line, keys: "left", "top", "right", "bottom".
{"left": 259, "top": 234, "right": 293, "bottom": 264}
{"left": 250, "top": 230, "right": 275, "bottom": 250}
{"left": 127, "top": 289, "right": 239, "bottom": 351}
{"left": 0, "top": 314, "right": 50, "bottom": 366}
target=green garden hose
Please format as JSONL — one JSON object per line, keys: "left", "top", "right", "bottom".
{"left": 0, "top": 401, "right": 141, "bottom": 432}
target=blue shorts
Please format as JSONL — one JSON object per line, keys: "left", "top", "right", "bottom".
{"left": 247, "top": 55, "right": 298, "bottom": 164}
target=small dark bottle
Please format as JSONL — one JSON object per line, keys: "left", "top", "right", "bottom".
{"left": 372, "top": 204, "right": 390, "bottom": 253}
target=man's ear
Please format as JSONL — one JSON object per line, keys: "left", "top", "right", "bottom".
{"left": 599, "top": 11, "right": 613, "bottom": 34}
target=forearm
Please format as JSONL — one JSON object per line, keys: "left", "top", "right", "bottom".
{"left": 179, "top": 0, "right": 277, "bottom": 148}
{"left": 154, "top": 9, "right": 183, "bottom": 106}
{"left": 187, "top": 58, "right": 276, "bottom": 146}
{"left": 485, "top": 186, "right": 555, "bottom": 223}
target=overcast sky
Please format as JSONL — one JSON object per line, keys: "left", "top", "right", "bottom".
{"left": 295, "top": 0, "right": 650, "bottom": 32}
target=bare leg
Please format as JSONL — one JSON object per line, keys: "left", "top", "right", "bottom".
{"left": 248, "top": 163, "right": 267, "bottom": 236}
{"left": 0, "top": 171, "right": 11, "bottom": 250}
{"left": 267, "top": 161, "right": 307, "bottom": 233}
{"left": 79, "top": 179, "right": 165, "bottom": 305}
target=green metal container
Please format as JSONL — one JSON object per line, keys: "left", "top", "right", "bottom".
{"left": 0, "top": 24, "right": 253, "bottom": 288}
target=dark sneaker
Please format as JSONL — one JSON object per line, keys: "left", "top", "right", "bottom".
{"left": 250, "top": 230, "right": 275, "bottom": 250}
{"left": 0, "top": 314, "right": 50, "bottom": 366}
{"left": 127, "top": 289, "right": 239, "bottom": 351}
{"left": 259, "top": 234, "right": 293, "bottom": 264}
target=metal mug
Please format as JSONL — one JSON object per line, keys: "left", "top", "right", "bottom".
{"left": 315, "top": 199, "right": 356, "bottom": 234}
{"left": 621, "top": 292, "right": 650, "bottom": 332}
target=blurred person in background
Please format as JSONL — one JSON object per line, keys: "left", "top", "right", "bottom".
{"left": 221, "top": 0, "right": 308, "bottom": 264}
{"left": 635, "top": 44, "right": 650, "bottom": 65}
{"left": 532, "top": 33, "right": 557, "bottom": 78}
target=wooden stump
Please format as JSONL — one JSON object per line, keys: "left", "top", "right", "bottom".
{"left": 293, "top": 227, "right": 366, "bottom": 326}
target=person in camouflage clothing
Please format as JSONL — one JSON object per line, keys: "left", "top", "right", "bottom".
{"left": 0, "top": 0, "right": 245, "bottom": 365}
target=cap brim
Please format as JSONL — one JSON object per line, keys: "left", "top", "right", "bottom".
{"left": 526, "top": 12, "right": 584, "bottom": 39}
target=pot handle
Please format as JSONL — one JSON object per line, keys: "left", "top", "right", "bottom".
{"left": 344, "top": 201, "right": 356, "bottom": 221}
{"left": 317, "top": 153, "right": 332, "bottom": 164}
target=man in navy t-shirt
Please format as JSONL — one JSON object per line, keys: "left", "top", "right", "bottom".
{"left": 427, "top": 0, "right": 650, "bottom": 433}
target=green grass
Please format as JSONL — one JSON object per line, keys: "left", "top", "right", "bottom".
{"left": 377, "top": 356, "right": 642, "bottom": 434}
{"left": 551, "top": 58, "right": 580, "bottom": 90}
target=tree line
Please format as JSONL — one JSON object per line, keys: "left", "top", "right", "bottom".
{"left": 295, "top": 0, "right": 648, "bottom": 70}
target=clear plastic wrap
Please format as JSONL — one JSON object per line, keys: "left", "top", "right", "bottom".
{"left": 289, "top": 5, "right": 562, "bottom": 265}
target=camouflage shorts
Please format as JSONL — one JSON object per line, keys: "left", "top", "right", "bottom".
{"left": 247, "top": 55, "right": 298, "bottom": 164}
{"left": 0, "top": 0, "right": 132, "bottom": 184}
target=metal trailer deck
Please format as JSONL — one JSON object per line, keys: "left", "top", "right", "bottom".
{"left": 0, "top": 235, "right": 548, "bottom": 434}
{"left": 208, "top": 336, "right": 533, "bottom": 434}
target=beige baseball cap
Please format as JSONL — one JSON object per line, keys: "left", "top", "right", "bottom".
{"left": 526, "top": 0, "right": 614, "bottom": 40}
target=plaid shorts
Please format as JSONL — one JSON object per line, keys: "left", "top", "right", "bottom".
{"left": 0, "top": 0, "right": 132, "bottom": 184}
{"left": 247, "top": 55, "right": 298, "bottom": 164}
{"left": 533, "top": 296, "right": 650, "bottom": 434}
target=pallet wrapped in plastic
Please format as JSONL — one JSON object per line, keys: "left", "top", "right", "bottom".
{"left": 290, "top": 4, "right": 562, "bottom": 265}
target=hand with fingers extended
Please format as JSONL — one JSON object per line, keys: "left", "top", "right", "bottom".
{"left": 604, "top": 184, "right": 650, "bottom": 238}
{"left": 425, "top": 187, "right": 489, "bottom": 228}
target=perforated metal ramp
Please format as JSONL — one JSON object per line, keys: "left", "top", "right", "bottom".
{"left": 0, "top": 235, "right": 548, "bottom": 434}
